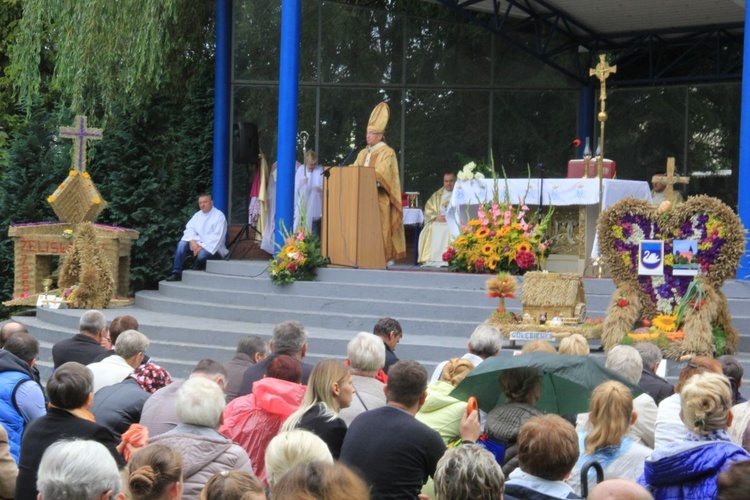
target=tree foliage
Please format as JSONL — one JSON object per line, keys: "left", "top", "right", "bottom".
{"left": 9, "top": 0, "right": 213, "bottom": 118}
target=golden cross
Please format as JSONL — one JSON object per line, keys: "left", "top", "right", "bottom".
{"left": 589, "top": 54, "right": 617, "bottom": 101}
{"left": 652, "top": 157, "right": 690, "bottom": 204}
{"left": 60, "top": 115, "right": 103, "bottom": 173}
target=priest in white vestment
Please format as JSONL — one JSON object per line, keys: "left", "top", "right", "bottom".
{"left": 167, "top": 193, "right": 228, "bottom": 281}
{"left": 417, "top": 172, "right": 456, "bottom": 267}
{"left": 294, "top": 150, "right": 324, "bottom": 236}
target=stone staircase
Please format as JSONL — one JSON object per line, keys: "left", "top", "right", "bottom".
{"left": 12, "top": 260, "right": 750, "bottom": 395}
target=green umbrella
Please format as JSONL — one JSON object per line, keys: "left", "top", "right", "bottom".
{"left": 450, "top": 352, "right": 643, "bottom": 415}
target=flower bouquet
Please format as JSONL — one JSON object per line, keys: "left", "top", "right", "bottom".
{"left": 269, "top": 225, "right": 329, "bottom": 285}
{"left": 443, "top": 165, "right": 553, "bottom": 275}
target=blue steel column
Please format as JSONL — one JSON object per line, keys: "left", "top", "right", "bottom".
{"left": 212, "top": 0, "right": 231, "bottom": 217}
{"left": 577, "top": 86, "right": 594, "bottom": 158}
{"left": 274, "top": 0, "right": 302, "bottom": 253}
{"left": 738, "top": 6, "right": 750, "bottom": 280}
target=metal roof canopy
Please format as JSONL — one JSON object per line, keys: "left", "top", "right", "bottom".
{"left": 429, "top": 0, "right": 745, "bottom": 86}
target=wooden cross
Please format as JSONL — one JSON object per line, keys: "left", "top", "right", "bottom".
{"left": 590, "top": 54, "right": 617, "bottom": 101}
{"left": 652, "top": 157, "right": 690, "bottom": 204}
{"left": 60, "top": 115, "right": 103, "bottom": 173}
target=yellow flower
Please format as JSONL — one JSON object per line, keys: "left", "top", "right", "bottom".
{"left": 69, "top": 170, "right": 78, "bottom": 176}
{"left": 476, "top": 227, "right": 490, "bottom": 239}
{"left": 497, "top": 226, "right": 511, "bottom": 237}
{"left": 664, "top": 253, "right": 674, "bottom": 266}
{"left": 515, "top": 242, "right": 531, "bottom": 253}
{"left": 481, "top": 243, "right": 494, "bottom": 255}
{"left": 92, "top": 197, "right": 101, "bottom": 204}
{"left": 487, "top": 255, "right": 499, "bottom": 270}
{"left": 468, "top": 219, "right": 482, "bottom": 227}
{"left": 511, "top": 223, "right": 523, "bottom": 231}
{"left": 454, "top": 236, "right": 468, "bottom": 247}
{"left": 612, "top": 225, "right": 624, "bottom": 239}
{"left": 653, "top": 314, "right": 678, "bottom": 332}
{"left": 82, "top": 172, "right": 91, "bottom": 179}
{"left": 47, "top": 195, "right": 56, "bottom": 203}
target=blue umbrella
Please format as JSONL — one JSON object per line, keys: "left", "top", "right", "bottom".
{"left": 450, "top": 352, "right": 643, "bottom": 414}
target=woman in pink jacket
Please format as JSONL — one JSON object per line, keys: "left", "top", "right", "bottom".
{"left": 220, "top": 355, "right": 306, "bottom": 483}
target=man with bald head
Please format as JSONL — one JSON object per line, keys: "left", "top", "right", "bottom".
{"left": 0, "top": 322, "right": 27, "bottom": 348}
{"left": 589, "top": 479, "right": 653, "bottom": 500}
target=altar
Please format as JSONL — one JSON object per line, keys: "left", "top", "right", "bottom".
{"left": 447, "top": 178, "right": 652, "bottom": 273}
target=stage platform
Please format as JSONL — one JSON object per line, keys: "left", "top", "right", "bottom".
{"left": 11, "top": 259, "right": 750, "bottom": 395}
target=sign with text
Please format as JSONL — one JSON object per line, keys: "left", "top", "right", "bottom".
{"left": 509, "top": 331, "right": 555, "bottom": 341}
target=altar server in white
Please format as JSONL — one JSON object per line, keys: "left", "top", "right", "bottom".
{"left": 167, "top": 194, "right": 228, "bottom": 281}
{"left": 294, "top": 150, "right": 324, "bottom": 236}
{"left": 418, "top": 172, "right": 456, "bottom": 266}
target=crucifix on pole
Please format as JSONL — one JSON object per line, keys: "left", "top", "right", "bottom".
{"left": 59, "top": 115, "right": 103, "bottom": 173}
{"left": 652, "top": 157, "right": 690, "bottom": 204}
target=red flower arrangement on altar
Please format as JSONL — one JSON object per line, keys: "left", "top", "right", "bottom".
{"left": 443, "top": 170, "right": 554, "bottom": 275}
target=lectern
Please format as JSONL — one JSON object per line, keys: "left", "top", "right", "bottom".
{"left": 322, "top": 166, "right": 386, "bottom": 269}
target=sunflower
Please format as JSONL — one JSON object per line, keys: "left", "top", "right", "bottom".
{"left": 476, "top": 227, "right": 490, "bottom": 239}
{"left": 515, "top": 242, "right": 531, "bottom": 253}
{"left": 653, "top": 314, "right": 678, "bottom": 332}
{"left": 497, "top": 226, "right": 511, "bottom": 237}
{"left": 468, "top": 219, "right": 482, "bottom": 227}
{"left": 454, "top": 236, "right": 468, "bottom": 247}
{"left": 487, "top": 255, "right": 500, "bottom": 270}
{"left": 481, "top": 243, "right": 495, "bottom": 256}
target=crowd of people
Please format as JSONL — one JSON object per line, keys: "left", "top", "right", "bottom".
{"left": 0, "top": 314, "right": 749, "bottom": 499}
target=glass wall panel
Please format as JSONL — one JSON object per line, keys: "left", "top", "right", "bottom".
{"left": 494, "top": 36, "right": 579, "bottom": 89}
{"left": 233, "top": 0, "right": 281, "bottom": 82}
{"left": 492, "top": 90, "right": 578, "bottom": 178}
{"left": 406, "top": 17, "right": 492, "bottom": 86}
{"left": 319, "top": 1, "right": 404, "bottom": 84}
{"left": 404, "top": 89, "right": 489, "bottom": 197}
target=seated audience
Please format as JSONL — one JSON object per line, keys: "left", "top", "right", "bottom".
{"left": 272, "top": 460, "right": 370, "bottom": 500}
{"left": 719, "top": 355, "right": 745, "bottom": 405}
{"left": 373, "top": 317, "right": 403, "bottom": 373}
{"left": 433, "top": 443, "right": 505, "bottom": 500}
{"left": 654, "top": 355, "right": 722, "bottom": 448}
{"left": 220, "top": 354, "right": 305, "bottom": 482}
{"left": 264, "top": 429, "right": 333, "bottom": 488}
{"left": 92, "top": 363, "right": 172, "bottom": 438}
{"left": 559, "top": 334, "right": 590, "bottom": 356}
{"left": 588, "top": 479, "right": 654, "bottom": 500}
{"left": 94, "top": 315, "right": 139, "bottom": 358}
{"left": 593, "top": 345, "right": 657, "bottom": 448}
{"left": 640, "top": 372, "right": 750, "bottom": 498}
{"left": 140, "top": 359, "right": 227, "bottom": 437}
{"left": 224, "top": 335, "right": 268, "bottom": 402}
{"left": 485, "top": 366, "right": 543, "bottom": 476}
{"left": 16, "top": 362, "right": 125, "bottom": 500}
{"left": 0, "top": 424, "right": 16, "bottom": 499}
{"left": 339, "top": 332, "right": 387, "bottom": 426}
{"left": 568, "top": 381, "right": 652, "bottom": 495}
{"left": 717, "top": 459, "right": 750, "bottom": 500}
{"left": 150, "top": 377, "right": 253, "bottom": 498}
{"left": 127, "top": 442, "right": 183, "bottom": 500}
{"left": 416, "top": 358, "right": 474, "bottom": 444}
{"left": 430, "top": 324, "right": 502, "bottom": 382}
{"left": 200, "top": 470, "right": 265, "bottom": 500}
{"left": 341, "top": 360, "right": 480, "bottom": 499}
{"left": 51, "top": 310, "right": 109, "bottom": 367}
{"left": 634, "top": 342, "right": 673, "bottom": 406}
{"left": 522, "top": 339, "right": 557, "bottom": 354}
{"left": 0, "top": 332, "right": 45, "bottom": 462}
{"left": 87, "top": 329, "right": 149, "bottom": 393}
{"left": 238, "top": 320, "right": 314, "bottom": 395}
{"left": 281, "top": 359, "right": 351, "bottom": 459}
{"left": 36, "top": 439, "right": 123, "bottom": 500}
{"left": 504, "top": 414, "right": 581, "bottom": 500}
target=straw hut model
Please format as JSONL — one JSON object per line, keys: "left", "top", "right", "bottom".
{"left": 521, "top": 272, "right": 587, "bottom": 323}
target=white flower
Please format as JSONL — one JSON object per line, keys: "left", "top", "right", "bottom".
{"left": 474, "top": 172, "right": 485, "bottom": 180}
{"left": 287, "top": 252, "right": 299, "bottom": 260}
{"left": 457, "top": 171, "right": 469, "bottom": 181}
{"left": 462, "top": 161, "right": 476, "bottom": 172}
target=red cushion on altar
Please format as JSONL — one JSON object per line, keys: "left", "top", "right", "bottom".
{"left": 567, "top": 159, "right": 616, "bottom": 179}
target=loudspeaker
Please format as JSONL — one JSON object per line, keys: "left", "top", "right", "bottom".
{"left": 233, "top": 122, "right": 260, "bottom": 165}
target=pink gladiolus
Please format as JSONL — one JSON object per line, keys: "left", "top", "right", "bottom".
{"left": 504, "top": 210, "right": 512, "bottom": 225}
{"left": 297, "top": 231, "right": 305, "bottom": 241}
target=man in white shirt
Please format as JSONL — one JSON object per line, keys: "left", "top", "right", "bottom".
{"left": 167, "top": 194, "right": 228, "bottom": 281}
{"left": 86, "top": 329, "right": 149, "bottom": 393}
{"left": 294, "top": 150, "right": 324, "bottom": 236}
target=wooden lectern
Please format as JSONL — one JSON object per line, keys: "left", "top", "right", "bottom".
{"left": 321, "top": 166, "right": 386, "bottom": 269}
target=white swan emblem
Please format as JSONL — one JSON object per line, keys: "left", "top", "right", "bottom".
{"left": 642, "top": 250, "right": 661, "bottom": 265}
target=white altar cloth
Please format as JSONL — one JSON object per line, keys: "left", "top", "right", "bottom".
{"left": 447, "top": 178, "right": 652, "bottom": 260}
